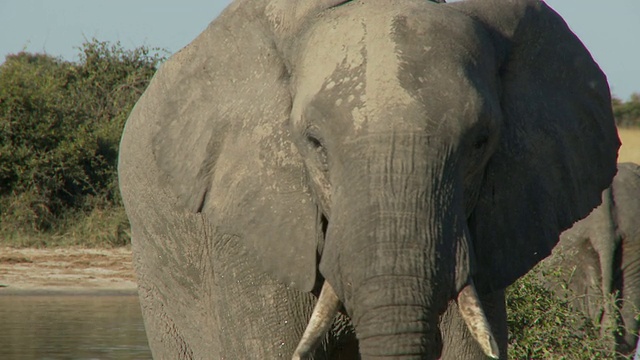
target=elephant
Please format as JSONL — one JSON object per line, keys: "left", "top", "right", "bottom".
{"left": 539, "top": 162, "right": 640, "bottom": 356}
{"left": 117, "top": 0, "right": 620, "bottom": 358}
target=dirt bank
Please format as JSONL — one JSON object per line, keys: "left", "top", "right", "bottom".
{"left": 0, "top": 247, "right": 137, "bottom": 295}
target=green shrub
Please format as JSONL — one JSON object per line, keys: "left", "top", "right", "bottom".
{"left": 0, "top": 39, "right": 165, "bottom": 245}
{"left": 507, "top": 266, "right": 624, "bottom": 359}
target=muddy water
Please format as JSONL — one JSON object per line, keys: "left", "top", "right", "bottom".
{"left": 0, "top": 294, "right": 151, "bottom": 359}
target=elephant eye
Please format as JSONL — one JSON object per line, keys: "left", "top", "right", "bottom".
{"left": 307, "top": 134, "right": 323, "bottom": 149}
{"left": 307, "top": 136, "right": 329, "bottom": 172}
{"left": 473, "top": 134, "right": 489, "bottom": 150}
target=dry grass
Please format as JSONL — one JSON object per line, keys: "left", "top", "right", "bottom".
{"left": 618, "top": 128, "right": 640, "bottom": 164}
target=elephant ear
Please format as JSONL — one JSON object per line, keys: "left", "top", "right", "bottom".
{"left": 150, "top": 1, "right": 347, "bottom": 293}
{"left": 451, "top": 0, "right": 620, "bottom": 293}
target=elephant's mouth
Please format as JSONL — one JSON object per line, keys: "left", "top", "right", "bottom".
{"left": 292, "top": 280, "right": 500, "bottom": 359}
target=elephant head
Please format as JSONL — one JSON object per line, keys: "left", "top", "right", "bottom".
{"left": 135, "top": 0, "right": 619, "bottom": 358}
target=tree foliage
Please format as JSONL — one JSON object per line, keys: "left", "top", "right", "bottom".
{"left": 613, "top": 93, "right": 640, "bottom": 128}
{"left": 0, "top": 39, "right": 164, "bottom": 242}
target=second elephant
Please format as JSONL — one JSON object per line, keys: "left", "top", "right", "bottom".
{"left": 541, "top": 162, "right": 640, "bottom": 356}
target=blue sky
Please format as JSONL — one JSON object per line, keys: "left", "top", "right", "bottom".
{"left": 1, "top": 1, "right": 638, "bottom": 100}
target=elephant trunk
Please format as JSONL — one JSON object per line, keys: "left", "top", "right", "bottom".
{"left": 353, "top": 275, "right": 441, "bottom": 359}
{"left": 293, "top": 281, "right": 498, "bottom": 359}
{"left": 308, "top": 134, "right": 498, "bottom": 359}
{"left": 343, "top": 147, "right": 455, "bottom": 358}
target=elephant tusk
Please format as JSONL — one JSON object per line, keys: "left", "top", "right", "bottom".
{"left": 292, "top": 281, "right": 341, "bottom": 360}
{"left": 456, "top": 281, "right": 500, "bottom": 359}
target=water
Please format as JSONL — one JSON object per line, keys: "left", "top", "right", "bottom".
{"left": 0, "top": 294, "right": 151, "bottom": 360}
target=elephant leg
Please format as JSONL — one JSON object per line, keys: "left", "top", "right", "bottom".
{"left": 439, "top": 289, "right": 508, "bottom": 360}
{"left": 616, "top": 235, "right": 640, "bottom": 354}
{"left": 130, "top": 211, "right": 221, "bottom": 359}
{"left": 133, "top": 245, "right": 199, "bottom": 360}
{"left": 551, "top": 238, "right": 604, "bottom": 322}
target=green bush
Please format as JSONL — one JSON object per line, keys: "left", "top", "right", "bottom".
{"left": 0, "top": 39, "right": 165, "bottom": 245}
{"left": 507, "top": 266, "right": 624, "bottom": 359}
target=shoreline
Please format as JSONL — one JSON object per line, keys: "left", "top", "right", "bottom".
{"left": 0, "top": 246, "right": 138, "bottom": 295}
{"left": 0, "top": 288, "right": 138, "bottom": 296}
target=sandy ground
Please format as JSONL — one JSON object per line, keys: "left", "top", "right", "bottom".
{"left": 0, "top": 247, "right": 137, "bottom": 295}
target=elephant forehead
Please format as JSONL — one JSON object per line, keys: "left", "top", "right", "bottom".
{"left": 292, "top": 3, "right": 415, "bottom": 131}
{"left": 292, "top": 1, "right": 489, "bottom": 133}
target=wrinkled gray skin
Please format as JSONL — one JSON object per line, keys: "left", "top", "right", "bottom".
{"left": 118, "top": 0, "right": 620, "bottom": 358}
{"left": 541, "top": 162, "right": 640, "bottom": 356}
